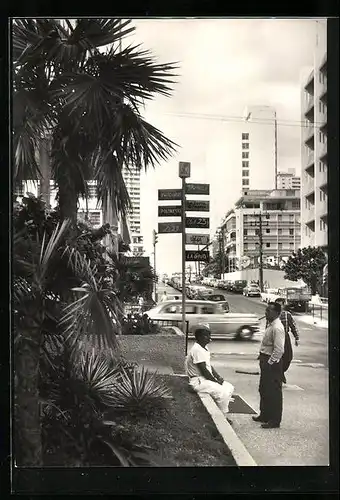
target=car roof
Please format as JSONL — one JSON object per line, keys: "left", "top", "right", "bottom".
{"left": 157, "top": 299, "right": 227, "bottom": 305}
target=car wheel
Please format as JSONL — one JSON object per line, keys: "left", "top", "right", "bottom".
{"left": 236, "top": 326, "right": 254, "bottom": 341}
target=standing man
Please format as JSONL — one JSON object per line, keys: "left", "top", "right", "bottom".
{"left": 275, "top": 298, "right": 300, "bottom": 384}
{"left": 185, "top": 324, "right": 234, "bottom": 421}
{"left": 253, "top": 302, "right": 285, "bottom": 429}
{"left": 160, "top": 291, "right": 168, "bottom": 302}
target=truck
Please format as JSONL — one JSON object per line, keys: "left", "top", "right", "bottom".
{"left": 263, "top": 286, "right": 312, "bottom": 312}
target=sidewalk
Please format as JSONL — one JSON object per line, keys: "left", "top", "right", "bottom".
{"left": 295, "top": 314, "right": 328, "bottom": 329}
{"left": 214, "top": 355, "right": 329, "bottom": 466}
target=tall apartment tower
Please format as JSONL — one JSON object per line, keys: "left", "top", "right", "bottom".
{"left": 277, "top": 171, "right": 301, "bottom": 190}
{"left": 300, "top": 20, "right": 327, "bottom": 250}
{"left": 241, "top": 105, "right": 276, "bottom": 192}
{"left": 122, "top": 165, "right": 144, "bottom": 256}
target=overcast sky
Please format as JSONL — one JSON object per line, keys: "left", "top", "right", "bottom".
{"left": 126, "top": 18, "right": 323, "bottom": 275}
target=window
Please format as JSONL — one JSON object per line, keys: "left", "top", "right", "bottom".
{"left": 244, "top": 243, "right": 248, "bottom": 251}
{"left": 289, "top": 242, "right": 294, "bottom": 249}
{"left": 292, "top": 201, "right": 300, "bottom": 209}
{"left": 278, "top": 228, "right": 282, "bottom": 235}
{"left": 266, "top": 243, "right": 271, "bottom": 248}
{"left": 255, "top": 229, "right": 259, "bottom": 236}
{"left": 242, "top": 170, "right": 249, "bottom": 177}
{"left": 242, "top": 161, "right": 249, "bottom": 168}
{"left": 278, "top": 214, "right": 282, "bottom": 221}
{"left": 319, "top": 131, "right": 326, "bottom": 144}
{"left": 242, "top": 152, "right": 249, "bottom": 159}
{"left": 278, "top": 242, "right": 283, "bottom": 250}
{"left": 289, "top": 229, "right": 294, "bottom": 235}
{"left": 320, "top": 189, "right": 327, "bottom": 202}
{"left": 242, "top": 133, "right": 249, "bottom": 140}
{"left": 242, "top": 142, "right": 249, "bottom": 150}
{"left": 289, "top": 214, "right": 294, "bottom": 221}
{"left": 266, "top": 228, "right": 270, "bottom": 233}
{"left": 242, "top": 179, "right": 249, "bottom": 186}
{"left": 244, "top": 229, "right": 248, "bottom": 236}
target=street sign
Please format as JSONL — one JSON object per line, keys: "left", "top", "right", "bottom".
{"left": 158, "top": 189, "right": 182, "bottom": 201}
{"left": 185, "top": 183, "right": 210, "bottom": 195}
{"left": 185, "top": 233, "right": 210, "bottom": 245}
{"left": 158, "top": 206, "right": 182, "bottom": 217}
{"left": 158, "top": 222, "right": 182, "bottom": 233}
{"left": 185, "top": 217, "right": 210, "bottom": 229}
{"left": 185, "top": 250, "right": 210, "bottom": 262}
{"left": 186, "top": 200, "right": 210, "bottom": 212}
{"left": 178, "top": 161, "right": 191, "bottom": 178}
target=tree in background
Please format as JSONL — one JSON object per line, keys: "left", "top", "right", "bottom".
{"left": 13, "top": 19, "right": 178, "bottom": 223}
{"left": 283, "top": 246, "right": 327, "bottom": 295}
{"left": 201, "top": 251, "right": 230, "bottom": 278}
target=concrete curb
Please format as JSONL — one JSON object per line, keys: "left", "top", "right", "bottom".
{"left": 198, "top": 393, "right": 257, "bottom": 467}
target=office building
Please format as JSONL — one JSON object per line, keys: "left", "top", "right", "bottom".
{"left": 277, "top": 170, "right": 301, "bottom": 190}
{"left": 219, "top": 189, "right": 301, "bottom": 271}
{"left": 122, "top": 165, "right": 144, "bottom": 256}
{"left": 300, "top": 20, "right": 327, "bottom": 250}
{"left": 241, "top": 105, "right": 277, "bottom": 192}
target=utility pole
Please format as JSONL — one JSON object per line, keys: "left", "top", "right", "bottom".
{"left": 152, "top": 229, "right": 158, "bottom": 302}
{"left": 221, "top": 226, "right": 225, "bottom": 279}
{"left": 274, "top": 111, "right": 278, "bottom": 190}
{"left": 250, "top": 211, "right": 269, "bottom": 292}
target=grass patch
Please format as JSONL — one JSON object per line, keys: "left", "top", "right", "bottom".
{"left": 112, "top": 374, "right": 236, "bottom": 467}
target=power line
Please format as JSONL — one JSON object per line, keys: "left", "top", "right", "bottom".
{"left": 159, "top": 111, "right": 326, "bottom": 129}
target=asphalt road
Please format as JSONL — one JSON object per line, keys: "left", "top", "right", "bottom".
{"left": 157, "top": 283, "right": 328, "bottom": 367}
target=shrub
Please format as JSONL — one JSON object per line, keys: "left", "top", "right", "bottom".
{"left": 121, "top": 313, "right": 161, "bottom": 335}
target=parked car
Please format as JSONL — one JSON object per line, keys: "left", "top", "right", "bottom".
{"left": 260, "top": 288, "right": 278, "bottom": 303}
{"left": 231, "top": 280, "right": 248, "bottom": 294}
{"left": 243, "top": 284, "right": 261, "bottom": 297}
{"left": 145, "top": 300, "right": 260, "bottom": 340}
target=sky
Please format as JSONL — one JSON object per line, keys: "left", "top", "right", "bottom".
{"left": 125, "top": 18, "right": 323, "bottom": 275}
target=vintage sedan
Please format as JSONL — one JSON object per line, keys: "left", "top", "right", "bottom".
{"left": 243, "top": 284, "right": 261, "bottom": 297}
{"left": 145, "top": 300, "right": 260, "bottom": 340}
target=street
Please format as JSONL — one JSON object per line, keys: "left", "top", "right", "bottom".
{"left": 156, "top": 282, "right": 329, "bottom": 465}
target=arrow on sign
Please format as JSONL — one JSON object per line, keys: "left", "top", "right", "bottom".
{"left": 185, "top": 250, "right": 210, "bottom": 262}
{"left": 158, "top": 222, "right": 182, "bottom": 233}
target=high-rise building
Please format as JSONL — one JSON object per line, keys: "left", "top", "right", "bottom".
{"left": 220, "top": 189, "right": 301, "bottom": 271}
{"left": 300, "top": 20, "right": 327, "bottom": 250}
{"left": 122, "top": 165, "right": 144, "bottom": 256}
{"left": 277, "top": 171, "right": 301, "bottom": 190}
{"left": 241, "top": 105, "right": 276, "bottom": 192}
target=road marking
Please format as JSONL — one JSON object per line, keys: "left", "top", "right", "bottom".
{"left": 283, "top": 384, "right": 304, "bottom": 391}
{"left": 297, "top": 363, "right": 325, "bottom": 368}
{"left": 291, "top": 359, "right": 302, "bottom": 363}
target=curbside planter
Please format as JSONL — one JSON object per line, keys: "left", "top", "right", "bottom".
{"left": 198, "top": 393, "right": 257, "bottom": 467}
{"left": 118, "top": 333, "right": 186, "bottom": 374}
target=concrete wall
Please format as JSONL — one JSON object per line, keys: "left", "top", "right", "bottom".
{"left": 222, "top": 268, "right": 302, "bottom": 289}
{"left": 118, "top": 334, "right": 186, "bottom": 374}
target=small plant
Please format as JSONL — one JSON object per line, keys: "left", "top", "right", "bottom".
{"left": 121, "top": 313, "right": 160, "bottom": 335}
{"left": 108, "top": 366, "right": 172, "bottom": 417}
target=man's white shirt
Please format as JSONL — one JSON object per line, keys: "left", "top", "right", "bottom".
{"left": 185, "top": 342, "right": 212, "bottom": 377}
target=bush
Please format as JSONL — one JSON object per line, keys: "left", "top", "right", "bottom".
{"left": 121, "top": 313, "right": 161, "bottom": 335}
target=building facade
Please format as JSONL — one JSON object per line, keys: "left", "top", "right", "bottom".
{"left": 240, "top": 105, "right": 276, "bottom": 192}
{"left": 220, "top": 189, "right": 301, "bottom": 271}
{"left": 122, "top": 165, "right": 144, "bottom": 256}
{"left": 277, "top": 170, "right": 301, "bottom": 190}
{"left": 300, "top": 20, "right": 327, "bottom": 250}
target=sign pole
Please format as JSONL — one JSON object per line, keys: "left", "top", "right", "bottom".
{"left": 178, "top": 162, "right": 191, "bottom": 336}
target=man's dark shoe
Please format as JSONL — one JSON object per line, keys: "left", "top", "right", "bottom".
{"left": 261, "top": 422, "right": 280, "bottom": 429}
{"left": 252, "top": 415, "right": 268, "bottom": 423}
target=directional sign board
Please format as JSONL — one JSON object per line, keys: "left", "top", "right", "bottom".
{"left": 186, "top": 200, "right": 210, "bottom": 212}
{"left": 185, "top": 233, "right": 210, "bottom": 245}
{"left": 185, "top": 217, "right": 210, "bottom": 229}
{"left": 158, "top": 206, "right": 182, "bottom": 217}
{"left": 185, "top": 183, "right": 210, "bottom": 195}
{"left": 158, "top": 222, "right": 182, "bottom": 234}
{"left": 179, "top": 161, "right": 191, "bottom": 178}
{"left": 158, "top": 189, "right": 182, "bottom": 201}
{"left": 185, "top": 250, "right": 210, "bottom": 262}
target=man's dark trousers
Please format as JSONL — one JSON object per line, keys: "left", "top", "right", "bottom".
{"left": 259, "top": 353, "right": 283, "bottom": 424}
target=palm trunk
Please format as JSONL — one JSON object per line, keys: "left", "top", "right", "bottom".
{"left": 15, "top": 341, "right": 42, "bottom": 466}
{"left": 39, "top": 138, "right": 51, "bottom": 208}
{"left": 58, "top": 180, "right": 78, "bottom": 224}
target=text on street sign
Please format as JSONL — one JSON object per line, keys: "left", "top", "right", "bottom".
{"left": 178, "top": 161, "right": 191, "bottom": 178}
{"left": 185, "top": 217, "right": 210, "bottom": 229}
{"left": 158, "top": 206, "right": 182, "bottom": 217}
{"left": 185, "top": 183, "right": 210, "bottom": 195}
{"left": 158, "top": 222, "right": 182, "bottom": 233}
{"left": 185, "top": 233, "right": 210, "bottom": 245}
{"left": 158, "top": 189, "right": 182, "bottom": 201}
{"left": 185, "top": 250, "right": 210, "bottom": 262}
{"left": 186, "top": 200, "right": 210, "bottom": 212}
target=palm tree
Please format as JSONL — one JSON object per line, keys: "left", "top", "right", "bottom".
{"left": 12, "top": 19, "right": 178, "bottom": 223}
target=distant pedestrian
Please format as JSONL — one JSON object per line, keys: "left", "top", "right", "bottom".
{"left": 185, "top": 324, "right": 234, "bottom": 423}
{"left": 174, "top": 296, "right": 179, "bottom": 300}
{"left": 274, "top": 298, "right": 300, "bottom": 384}
{"left": 253, "top": 302, "right": 285, "bottom": 429}
{"left": 138, "top": 296, "right": 145, "bottom": 314}
{"left": 160, "top": 291, "right": 168, "bottom": 302}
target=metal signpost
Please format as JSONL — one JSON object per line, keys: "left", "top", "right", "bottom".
{"left": 178, "top": 162, "right": 191, "bottom": 335}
